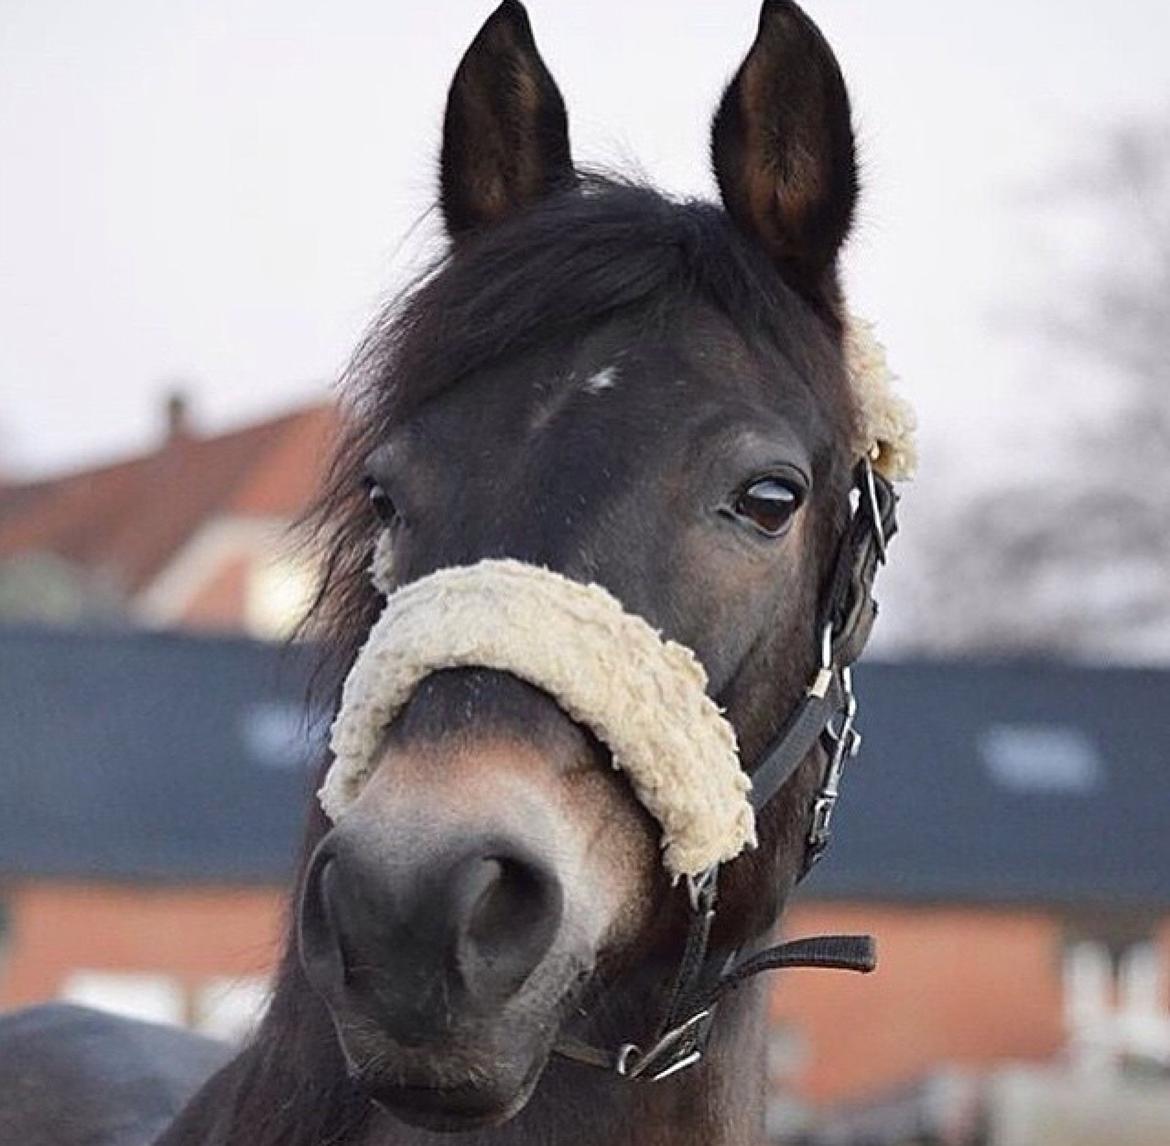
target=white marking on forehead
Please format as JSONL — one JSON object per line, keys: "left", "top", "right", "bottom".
{"left": 583, "top": 366, "right": 619, "bottom": 395}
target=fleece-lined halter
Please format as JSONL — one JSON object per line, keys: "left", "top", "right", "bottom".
{"left": 320, "top": 315, "right": 915, "bottom": 1081}
{"left": 324, "top": 559, "right": 754, "bottom": 879}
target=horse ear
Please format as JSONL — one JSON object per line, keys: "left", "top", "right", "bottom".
{"left": 440, "top": 0, "right": 574, "bottom": 240}
{"left": 710, "top": 0, "right": 858, "bottom": 291}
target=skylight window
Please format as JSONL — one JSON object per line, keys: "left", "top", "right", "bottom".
{"left": 979, "top": 724, "right": 1104, "bottom": 794}
{"left": 240, "top": 701, "right": 324, "bottom": 770}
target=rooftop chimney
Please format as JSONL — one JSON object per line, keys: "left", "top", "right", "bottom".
{"left": 164, "top": 389, "right": 193, "bottom": 444}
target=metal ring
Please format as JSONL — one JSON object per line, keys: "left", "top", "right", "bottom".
{"left": 615, "top": 1044, "right": 642, "bottom": 1078}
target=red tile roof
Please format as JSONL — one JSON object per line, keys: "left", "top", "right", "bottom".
{"left": 0, "top": 404, "right": 338, "bottom": 597}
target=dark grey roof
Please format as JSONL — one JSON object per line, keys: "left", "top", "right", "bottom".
{"left": 802, "top": 660, "right": 1170, "bottom": 910}
{"left": 0, "top": 626, "right": 326, "bottom": 883}
{"left": 2, "top": 627, "right": 1168, "bottom": 907}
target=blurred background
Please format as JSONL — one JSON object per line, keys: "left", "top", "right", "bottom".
{"left": 2, "top": 1, "right": 1169, "bottom": 1142}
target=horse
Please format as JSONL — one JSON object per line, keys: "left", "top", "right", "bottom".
{"left": 0, "top": 1004, "right": 231, "bottom": 1146}
{"left": 0, "top": 3, "right": 909, "bottom": 1143}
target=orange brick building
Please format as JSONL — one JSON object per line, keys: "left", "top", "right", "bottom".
{"left": 0, "top": 396, "right": 336, "bottom": 638}
{"left": 776, "top": 903, "right": 1170, "bottom": 1106}
{"left": 0, "top": 627, "right": 320, "bottom": 1040}
{"left": 1, "top": 882, "right": 284, "bottom": 1039}
{"left": 767, "top": 661, "right": 1170, "bottom": 1134}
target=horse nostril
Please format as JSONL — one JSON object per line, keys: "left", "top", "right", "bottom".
{"left": 298, "top": 848, "right": 347, "bottom": 1000}
{"left": 454, "top": 852, "right": 563, "bottom": 1002}
{"left": 298, "top": 831, "right": 565, "bottom": 1032}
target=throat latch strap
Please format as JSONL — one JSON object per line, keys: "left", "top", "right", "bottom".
{"left": 624, "top": 931, "right": 876, "bottom": 1082}
{"left": 555, "top": 928, "right": 876, "bottom": 1082}
{"left": 708, "top": 934, "right": 876, "bottom": 1005}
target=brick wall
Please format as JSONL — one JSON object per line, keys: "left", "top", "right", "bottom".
{"left": 773, "top": 902, "right": 1170, "bottom": 1104}
{"left": 0, "top": 880, "right": 285, "bottom": 1025}
{"left": 3, "top": 885, "right": 1167, "bottom": 1106}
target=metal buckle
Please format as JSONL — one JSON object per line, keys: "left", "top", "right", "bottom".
{"left": 824, "top": 666, "right": 859, "bottom": 745}
{"left": 860, "top": 456, "right": 888, "bottom": 563}
{"left": 615, "top": 1009, "right": 713, "bottom": 1081}
{"left": 809, "top": 668, "right": 861, "bottom": 854}
{"left": 685, "top": 865, "right": 719, "bottom": 914}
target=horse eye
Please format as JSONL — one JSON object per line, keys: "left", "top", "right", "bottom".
{"left": 364, "top": 480, "right": 398, "bottom": 526}
{"left": 732, "top": 478, "right": 802, "bottom": 538}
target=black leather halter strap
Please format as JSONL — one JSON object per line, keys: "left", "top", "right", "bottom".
{"left": 555, "top": 458, "right": 899, "bottom": 1083}
{"left": 752, "top": 456, "right": 899, "bottom": 874}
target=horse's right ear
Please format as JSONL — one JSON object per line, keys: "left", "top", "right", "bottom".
{"left": 440, "top": 1, "right": 574, "bottom": 241}
{"left": 711, "top": 0, "right": 858, "bottom": 295}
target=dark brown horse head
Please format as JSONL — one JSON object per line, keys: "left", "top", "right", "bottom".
{"left": 298, "top": 0, "right": 860, "bottom": 1132}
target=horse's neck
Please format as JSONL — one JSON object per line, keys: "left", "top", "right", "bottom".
{"left": 160, "top": 977, "right": 769, "bottom": 1146}
{"left": 355, "top": 979, "right": 770, "bottom": 1146}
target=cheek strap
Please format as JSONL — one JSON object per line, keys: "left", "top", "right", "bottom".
{"left": 557, "top": 459, "right": 899, "bottom": 1083}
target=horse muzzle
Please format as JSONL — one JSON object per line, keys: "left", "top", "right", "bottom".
{"left": 296, "top": 712, "right": 642, "bottom": 1129}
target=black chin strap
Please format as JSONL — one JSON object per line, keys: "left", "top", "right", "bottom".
{"left": 555, "top": 459, "right": 899, "bottom": 1083}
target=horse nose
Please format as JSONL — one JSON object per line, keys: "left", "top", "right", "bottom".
{"left": 299, "top": 832, "right": 564, "bottom": 1040}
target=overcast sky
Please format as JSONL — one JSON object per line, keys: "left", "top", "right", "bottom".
{"left": 3, "top": 0, "right": 1169, "bottom": 490}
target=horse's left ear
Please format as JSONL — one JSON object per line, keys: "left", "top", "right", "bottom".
{"left": 440, "top": 0, "right": 575, "bottom": 240}
{"left": 711, "top": 0, "right": 858, "bottom": 292}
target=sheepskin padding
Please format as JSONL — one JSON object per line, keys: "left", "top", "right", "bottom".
{"left": 845, "top": 315, "right": 918, "bottom": 482}
{"left": 321, "top": 559, "right": 756, "bottom": 879}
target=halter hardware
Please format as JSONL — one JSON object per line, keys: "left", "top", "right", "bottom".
{"left": 555, "top": 457, "right": 898, "bottom": 1083}
{"left": 807, "top": 665, "right": 860, "bottom": 866}
{"left": 615, "top": 1010, "right": 713, "bottom": 1081}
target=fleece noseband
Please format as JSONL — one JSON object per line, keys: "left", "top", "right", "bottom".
{"left": 323, "top": 559, "right": 754, "bottom": 879}
{"left": 320, "top": 317, "right": 913, "bottom": 1082}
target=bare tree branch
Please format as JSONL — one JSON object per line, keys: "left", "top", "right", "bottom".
{"left": 907, "top": 117, "right": 1170, "bottom": 659}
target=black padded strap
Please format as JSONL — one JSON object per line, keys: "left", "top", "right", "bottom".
{"left": 554, "top": 1036, "right": 620, "bottom": 1072}
{"left": 707, "top": 934, "right": 876, "bottom": 1006}
{"left": 749, "top": 675, "right": 842, "bottom": 812}
{"left": 749, "top": 464, "right": 897, "bottom": 818}
{"left": 823, "top": 462, "right": 899, "bottom": 668}
{"left": 656, "top": 870, "right": 719, "bottom": 1035}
